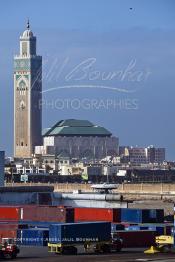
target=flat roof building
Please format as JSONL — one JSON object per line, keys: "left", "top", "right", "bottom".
{"left": 119, "top": 146, "right": 165, "bottom": 164}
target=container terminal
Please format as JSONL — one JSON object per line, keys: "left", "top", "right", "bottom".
{"left": 0, "top": 185, "right": 174, "bottom": 261}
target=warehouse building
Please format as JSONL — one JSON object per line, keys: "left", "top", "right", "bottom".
{"left": 35, "top": 119, "right": 119, "bottom": 160}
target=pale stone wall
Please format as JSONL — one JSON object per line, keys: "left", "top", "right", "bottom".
{"left": 43, "top": 136, "right": 119, "bottom": 159}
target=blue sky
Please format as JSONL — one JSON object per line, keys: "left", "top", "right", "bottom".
{"left": 0, "top": 0, "right": 175, "bottom": 159}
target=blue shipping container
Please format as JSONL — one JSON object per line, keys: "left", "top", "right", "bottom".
{"left": 121, "top": 209, "right": 143, "bottom": 223}
{"left": 111, "top": 223, "right": 125, "bottom": 232}
{"left": 17, "top": 228, "right": 49, "bottom": 246}
{"left": 125, "top": 225, "right": 148, "bottom": 231}
{"left": 143, "top": 209, "right": 164, "bottom": 223}
{"left": 49, "top": 222, "right": 111, "bottom": 244}
{"left": 19, "top": 221, "right": 60, "bottom": 228}
{"left": 148, "top": 226, "right": 164, "bottom": 235}
{"left": 135, "top": 223, "right": 173, "bottom": 235}
{"left": 120, "top": 209, "right": 164, "bottom": 223}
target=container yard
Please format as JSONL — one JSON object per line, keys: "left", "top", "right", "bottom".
{"left": 0, "top": 183, "right": 173, "bottom": 260}
{"left": 0, "top": 202, "right": 174, "bottom": 260}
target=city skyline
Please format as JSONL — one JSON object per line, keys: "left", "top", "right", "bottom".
{"left": 0, "top": 0, "right": 175, "bottom": 159}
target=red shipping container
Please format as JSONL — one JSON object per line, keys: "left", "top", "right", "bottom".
{"left": 0, "top": 223, "right": 19, "bottom": 230}
{"left": 0, "top": 206, "right": 74, "bottom": 223}
{"left": 21, "top": 206, "right": 74, "bottom": 222}
{"left": 0, "top": 207, "right": 20, "bottom": 220}
{"left": 74, "top": 207, "right": 121, "bottom": 222}
{"left": 0, "top": 222, "right": 28, "bottom": 231}
{"left": 0, "top": 230, "right": 17, "bottom": 239}
{"left": 115, "top": 230, "right": 157, "bottom": 248}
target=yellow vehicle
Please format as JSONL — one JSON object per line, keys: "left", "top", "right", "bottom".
{"left": 144, "top": 235, "right": 174, "bottom": 254}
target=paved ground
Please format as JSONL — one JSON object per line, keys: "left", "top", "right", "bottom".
{"left": 5, "top": 247, "right": 175, "bottom": 262}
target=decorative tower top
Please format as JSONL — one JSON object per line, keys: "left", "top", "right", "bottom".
{"left": 27, "top": 19, "right": 30, "bottom": 30}
{"left": 21, "top": 19, "right": 34, "bottom": 39}
{"left": 20, "top": 20, "right": 36, "bottom": 56}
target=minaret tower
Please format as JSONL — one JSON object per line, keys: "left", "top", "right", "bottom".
{"left": 14, "top": 20, "right": 42, "bottom": 158}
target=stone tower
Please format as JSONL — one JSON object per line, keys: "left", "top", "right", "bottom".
{"left": 14, "top": 20, "right": 42, "bottom": 158}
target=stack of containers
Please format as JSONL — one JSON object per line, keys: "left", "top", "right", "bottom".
{"left": 74, "top": 207, "right": 164, "bottom": 223}
{"left": 74, "top": 207, "right": 167, "bottom": 247}
{"left": 0, "top": 205, "right": 74, "bottom": 242}
{"left": 0, "top": 205, "right": 169, "bottom": 248}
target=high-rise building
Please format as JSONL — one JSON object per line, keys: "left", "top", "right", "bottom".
{"left": 0, "top": 151, "right": 5, "bottom": 186}
{"left": 14, "top": 21, "right": 42, "bottom": 158}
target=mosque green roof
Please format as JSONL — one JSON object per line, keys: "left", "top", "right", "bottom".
{"left": 43, "top": 119, "right": 112, "bottom": 137}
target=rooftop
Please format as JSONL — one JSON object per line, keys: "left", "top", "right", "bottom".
{"left": 43, "top": 119, "right": 112, "bottom": 137}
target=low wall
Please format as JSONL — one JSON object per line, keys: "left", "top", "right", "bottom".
{"left": 118, "top": 183, "right": 175, "bottom": 194}
{"left": 5, "top": 182, "right": 175, "bottom": 194}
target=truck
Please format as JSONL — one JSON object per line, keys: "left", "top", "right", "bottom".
{"left": 48, "top": 236, "right": 123, "bottom": 255}
{"left": 48, "top": 222, "right": 123, "bottom": 255}
{"left": 0, "top": 238, "right": 20, "bottom": 259}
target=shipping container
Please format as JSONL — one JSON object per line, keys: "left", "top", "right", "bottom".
{"left": 165, "top": 224, "right": 173, "bottom": 235}
{"left": 143, "top": 209, "right": 164, "bottom": 223}
{"left": 121, "top": 209, "right": 164, "bottom": 223}
{"left": 21, "top": 206, "right": 74, "bottom": 223}
{"left": 19, "top": 221, "right": 61, "bottom": 229}
{"left": 147, "top": 224, "right": 173, "bottom": 236}
{"left": 115, "top": 223, "right": 173, "bottom": 235}
{"left": 125, "top": 225, "right": 148, "bottom": 231}
{"left": 114, "top": 230, "right": 157, "bottom": 248}
{"left": 111, "top": 223, "right": 125, "bottom": 232}
{"left": 121, "top": 223, "right": 138, "bottom": 227}
{"left": 17, "top": 228, "right": 49, "bottom": 246}
{"left": 0, "top": 206, "right": 74, "bottom": 223}
{"left": 0, "top": 207, "right": 20, "bottom": 221}
{"left": 121, "top": 209, "right": 142, "bottom": 223}
{"left": 147, "top": 226, "right": 164, "bottom": 235}
{"left": 0, "top": 222, "right": 28, "bottom": 230}
{"left": 0, "top": 230, "right": 17, "bottom": 239}
{"left": 74, "top": 207, "right": 121, "bottom": 222}
{"left": 74, "top": 207, "right": 164, "bottom": 224}
{"left": 0, "top": 223, "right": 19, "bottom": 230}
{"left": 125, "top": 223, "right": 173, "bottom": 236}
{"left": 49, "top": 222, "right": 111, "bottom": 244}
